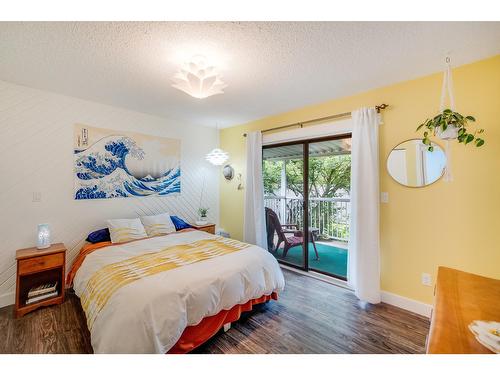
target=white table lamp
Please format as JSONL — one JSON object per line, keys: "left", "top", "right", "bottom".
{"left": 37, "top": 224, "right": 51, "bottom": 249}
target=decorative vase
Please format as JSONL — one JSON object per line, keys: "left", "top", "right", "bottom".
{"left": 436, "top": 125, "right": 459, "bottom": 140}
{"left": 195, "top": 215, "right": 208, "bottom": 226}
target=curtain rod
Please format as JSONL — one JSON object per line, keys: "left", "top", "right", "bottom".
{"left": 242, "top": 104, "right": 388, "bottom": 137}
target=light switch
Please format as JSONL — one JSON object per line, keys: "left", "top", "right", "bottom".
{"left": 32, "top": 192, "right": 42, "bottom": 202}
{"left": 421, "top": 273, "right": 432, "bottom": 286}
{"left": 380, "top": 192, "right": 389, "bottom": 203}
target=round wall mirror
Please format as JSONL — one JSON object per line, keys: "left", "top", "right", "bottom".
{"left": 223, "top": 164, "right": 234, "bottom": 181}
{"left": 387, "top": 139, "right": 447, "bottom": 187}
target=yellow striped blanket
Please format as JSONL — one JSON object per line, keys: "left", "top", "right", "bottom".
{"left": 80, "top": 236, "right": 250, "bottom": 330}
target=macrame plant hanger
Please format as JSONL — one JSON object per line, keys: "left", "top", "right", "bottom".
{"left": 439, "top": 56, "right": 456, "bottom": 182}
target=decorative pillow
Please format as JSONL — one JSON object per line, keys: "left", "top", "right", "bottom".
{"left": 107, "top": 218, "right": 148, "bottom": 244}
{"left": 86, "top": 228, "right": 111, "bottom": 244}
{"left": 140, "top": 213, "right": 176, "bottom": 237}
{"left": 170, "top": 216, "right": 192, "bottom": 231}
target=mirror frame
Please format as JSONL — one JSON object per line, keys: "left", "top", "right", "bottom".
{"left": 386, "top": 138, "right": 446, "bottom": 188}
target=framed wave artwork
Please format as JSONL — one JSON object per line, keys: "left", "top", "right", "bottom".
{"left": 74, "top": 124, "right": 181, "bottom": 200}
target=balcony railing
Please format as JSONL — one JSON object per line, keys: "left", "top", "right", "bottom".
{"left": 264, "top": 195, "right": 350, "bottom": 242}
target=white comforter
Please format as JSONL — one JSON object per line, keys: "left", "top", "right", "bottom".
{"left": 73, "top": 230, "right": 285, "bottom": 353}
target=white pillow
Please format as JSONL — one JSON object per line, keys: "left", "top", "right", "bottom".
{"left": 140, "top": 213, "right": 176, "bottom": 237}
{"left": 107, "top": 218, "right": 148, "bottom": 244}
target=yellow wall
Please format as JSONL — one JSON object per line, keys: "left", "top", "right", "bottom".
{"left": 219, "top": 55, "right": 500, "bottom": 304}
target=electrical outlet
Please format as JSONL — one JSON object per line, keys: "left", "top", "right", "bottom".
{"left": 421, "top": 273, "right": 432, "bottom": 286}
{"left": 380, "top": 192, "right": 389, "bottom": 203}
{"left": 32, "top": 192, "right": 42, "bottom": 202}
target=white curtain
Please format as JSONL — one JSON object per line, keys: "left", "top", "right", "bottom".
{"left": 243, "top": 131, "right": 267, "bottom": 248}
{"left": 348, "top": 107, "right": 381, "bottom": 304}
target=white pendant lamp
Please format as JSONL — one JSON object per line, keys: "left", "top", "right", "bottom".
{"left": 206, "top": 124, "right": 229, "bottom": 166}
{"left": 205, "top": 148, "right": 229, "bottom": 166}
{"left": 172, "top": 55, "right": 227, "bottom": 99}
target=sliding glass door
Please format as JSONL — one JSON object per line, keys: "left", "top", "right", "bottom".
{"left": 263, "top": 144, "right": 305, "bottom": 268}
{"left": 307, "top": 138, "right": 351, "bottom": 279}
{"left": 263, "top": 135, "right": 351, "bottom": 280}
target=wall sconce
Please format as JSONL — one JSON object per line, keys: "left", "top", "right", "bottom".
{"left": 37, "top": 224, "right": 51, "bottom": 249}
{"left": 223, "top": 164, "right": 234, "bottom": 180}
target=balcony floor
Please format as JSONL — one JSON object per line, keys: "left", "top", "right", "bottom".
{"left": 273, "top": 240, "right": 348, "bottom": 279}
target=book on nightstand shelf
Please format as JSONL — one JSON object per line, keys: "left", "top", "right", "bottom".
{"left": 26, "top": 291, "right": 59, "bottom": 305}
{"left": 25, "top": 281, "right": 59, "bottom": 304}
{"left": 27, "top": 281, "right": 58, "bottom": 298}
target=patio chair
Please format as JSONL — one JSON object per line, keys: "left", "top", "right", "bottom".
{"left": 265, "top": 207, "right": 319, "bottom": 260}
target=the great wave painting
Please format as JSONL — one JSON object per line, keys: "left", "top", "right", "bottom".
{"left": 74, "top": 124, "right": 181, "bottom": 200}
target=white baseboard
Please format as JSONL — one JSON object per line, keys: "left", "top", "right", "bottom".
{"left": 0, "top": 291, "right": 15, "bottom": 309}
{"left": 281, "top": 265, "right": 432, "bottom": 318}
{"left": 381, "top": 291, "right": 432, "bottom": 318}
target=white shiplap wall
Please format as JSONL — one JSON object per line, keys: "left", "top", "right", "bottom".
{"left": 0, "top": 80, "right": 220, "bottom": 307}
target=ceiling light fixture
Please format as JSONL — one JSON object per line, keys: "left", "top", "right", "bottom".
{"left": 172, "top": 55, "right": 227, "bottom": 99}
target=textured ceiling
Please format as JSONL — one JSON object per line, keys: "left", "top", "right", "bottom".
{"left": 0, "top": 22, "right": 499, "bottom": 128}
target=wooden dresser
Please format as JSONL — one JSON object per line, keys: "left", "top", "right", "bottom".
{"left": 427, "top": 267, "right": 500, "bottom": 353}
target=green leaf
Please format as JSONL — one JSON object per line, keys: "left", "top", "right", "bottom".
{"left": 443, "top": 109, "right": 452, "bottom": 114}
{"left": 465, "top": 134, "right": 474, "bottom": 144}
{"left": 475, "top": 138, "right": 485, "bottom": 147}
{"left": 423, "top": 137, "right": 431, "bottom": 145}
{"left": 465, "top": 115, "right": 476, "bottom": 122}
{"left": 424, "top": 131, "right": 428, "bottom": 137}
{"left": 458, "top": 128, "right": 466, "bottom": 137}
{"left": 428, "top": 146, "right": 434, "bottom": 152}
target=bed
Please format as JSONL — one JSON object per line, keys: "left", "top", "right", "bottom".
{"left": 68, "top": 229, "right": 285, "bottom": 353}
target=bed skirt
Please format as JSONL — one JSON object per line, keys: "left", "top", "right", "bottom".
{"left": 167, "top": 292, "right": 278, "bottom": 354}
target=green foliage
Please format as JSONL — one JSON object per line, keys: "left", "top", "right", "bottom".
{"left": 417, "top": 109, "right": 485, "bottom": 151}
{"left": 198, "top": 207, "right": 209, "bottom": 217}
{"left": 263, "top": 160, "right": 283, "bottom": 195}
{"left": 263, "top": 155, "right": 351, "bottom": 199}
{"left": 308, "top": 155, "right": 351, "bottom": 198}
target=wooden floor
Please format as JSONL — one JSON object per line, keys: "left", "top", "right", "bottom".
{"left": 0, "top": 269, "right": 429, "bottom": 354}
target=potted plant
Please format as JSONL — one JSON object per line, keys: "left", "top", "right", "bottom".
{"left": 197, "top": 207, "right": 209, "bottom": 225}
{"left": 417, "top": 108, "right": 485, "bottom": 151}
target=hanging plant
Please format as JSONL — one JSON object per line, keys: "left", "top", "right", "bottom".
{"left": 416, "top": 108, "right": 485, "bottom": 152}
{"left": 416, "top": 57, "right": 487, "bottom": 182}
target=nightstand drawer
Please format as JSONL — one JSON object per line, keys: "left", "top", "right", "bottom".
{"left": 18, "top": 252, "right": 64, "bottom": 275}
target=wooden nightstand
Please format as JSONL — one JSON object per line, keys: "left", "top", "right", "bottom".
{"left": 15, "top": 243, "right": 66, "bottom": 318}
{"left": 191, "top": 223, "right": 216, "bottom": 234}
